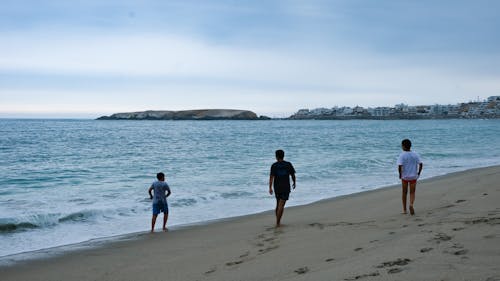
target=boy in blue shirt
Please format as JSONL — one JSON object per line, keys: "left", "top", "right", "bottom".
{"left": 148, "top": 172, "right": 171, "bottom": 232}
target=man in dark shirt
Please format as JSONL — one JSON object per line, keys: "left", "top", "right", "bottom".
{"left": 269, "top": 149, "right": 296, "bottom": 227}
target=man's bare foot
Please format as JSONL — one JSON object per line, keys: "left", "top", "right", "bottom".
{"left": 163, "top": 227, "right": 168, "bottom": 232}
{"left": 150, "top": 230, "right": 155, "bottom": 233}
{"left": 409, "top": 205, "right": 415, "bottom": 215}
{"left": 402, "top": 211, "right": 408, "bottom": 215}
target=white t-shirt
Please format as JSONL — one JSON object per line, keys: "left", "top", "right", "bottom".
{"left": 397, "top": 151, "right": 422, "bottom": 180}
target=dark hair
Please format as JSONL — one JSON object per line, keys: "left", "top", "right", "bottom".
{"left": 156, "top": 172, "right": 165, "bottom": 180}
{"left": 402, "top": 139, "right": 412, "bottom": 150}
{"left": 275, "top": 149, "right": 285, "bottom": 159}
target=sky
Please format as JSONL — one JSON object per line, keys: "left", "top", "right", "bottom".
{"left": 1, "top": 0, "right": 499, "bottom": 118}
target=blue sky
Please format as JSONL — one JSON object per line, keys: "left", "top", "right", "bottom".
{"left": 1, "top": 0, "right": 499, "bottom": 117}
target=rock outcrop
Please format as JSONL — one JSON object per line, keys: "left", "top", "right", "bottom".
{"left": 97, "top": 109, "right": 266, "bottom": 120}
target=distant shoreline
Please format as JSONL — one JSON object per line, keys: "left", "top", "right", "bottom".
{"left": 96, "top": 109, "right": 271, "bottom": 120}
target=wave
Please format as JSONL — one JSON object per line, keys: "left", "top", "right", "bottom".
{"left": 0, "top": 222, "right": 38, "bottom": 233}
{"left": 0, "top": 209, "right": 110, "bottom": 234}
{"left": 171, "top": 198, "right": 197, "bottom": 207}
{"left": 220, "top": 191, "right": 253, "bottom": 199}
{"left": 58, "top": 210, "right": 98, "bottom": 223}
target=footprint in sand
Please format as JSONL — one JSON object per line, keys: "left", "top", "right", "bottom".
{"left": 387, "top": 268, "right": 404, "bottom": 274}
{"left": 438, "top": 204, "right": 456, "bottom": 210}
{"left": 239, "top": 251, "right": 250, "bottom": 258}
{"left": 344, "top": 271, "right": 380, "bottom": 280}
{"left": 455, "top": 199, "right": 467, "bottom": 203}
{"left": 204, "top": 267, "right": 217, "bottom": 275}
{"left": 376, "top": 258, "right": 411, "bottom": 268}
{"left": 294, "top": 267, "right": 309, "bottom": 274}
{"left": 453, "top": 249, "right": 468, "bottom": 255}
{"left": 325, "top": 258, "right": 335, "bottom": 262}
{"left": 354, "top": 247, "right": 363, "bottom": 252}
{"left": 225, "top": 260, "right": 243, "bottom": 266}
{"left": 258, "top": 245, "right": 279, "bottom": 254}
{"left": 309, "top": 222, "right": 325, "bottom": 229}
{"left": 430, "top": 233, "right": 452, "bottom": 243}
{"left": 375, "top": 259, "right": 410, "bottom": 275}
{"left": 420, "top": 247, "right": 433, "bottom": 253}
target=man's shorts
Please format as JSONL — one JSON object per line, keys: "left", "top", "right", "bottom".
{"left": 275, "top": 192, "right": 290, "bottom": 201}
{"left": 402, "top": 179, "right": 417, "bottom": 185}
{"left": 152, "top": 201, "right": 169, "bottom": 215}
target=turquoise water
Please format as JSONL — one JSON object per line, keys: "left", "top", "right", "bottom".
{"left": 0, "top": 119, "right": 499, "bottom": 258}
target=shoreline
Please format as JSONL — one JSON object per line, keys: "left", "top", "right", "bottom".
{"left": 1, "top": 165, "right": 499, "bottom": 280}
{"left": 1, "top": 165, "right": 498, "bottom": 266}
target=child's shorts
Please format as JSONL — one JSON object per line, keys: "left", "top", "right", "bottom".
{"left": 402, "top": 179, "right": 417, "bottom": 184}
{"left": 152, "top": 201, "right": 169, "bottom": 215}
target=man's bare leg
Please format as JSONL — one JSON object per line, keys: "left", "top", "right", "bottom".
{"left": 401, "top": 182, "right": 408, "bottom": 214}
{"left": 276, "top": 199, "right": 287, "bottom": 227}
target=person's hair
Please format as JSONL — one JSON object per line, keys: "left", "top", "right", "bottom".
{"left": 156, "top": 172, "right": 165, "bottom": 180}
{"left": 402, "top": 139, "right": 412, "bottom": 150}
{"left": 275, "top": 149, "right": 285, "bottom": 159}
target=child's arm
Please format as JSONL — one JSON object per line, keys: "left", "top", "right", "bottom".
{"left": 418, "top": 163, "right": 423, "bottom": 176}
{"left": 148, "top": 186, "right": 154, "bottom": 199}
{"left": 398, "top": 165, "right": 403, "bottom": 179}
{"left": 166, "top": 188, "right": 171, "bottom": 198}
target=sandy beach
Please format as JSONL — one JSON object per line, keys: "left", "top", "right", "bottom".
{"left": 1, "top": 165, "right": 499, "bottom": 281}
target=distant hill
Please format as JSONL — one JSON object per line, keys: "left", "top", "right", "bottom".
{"left": 97, "top": 109, "right": 270, "bottom": 120}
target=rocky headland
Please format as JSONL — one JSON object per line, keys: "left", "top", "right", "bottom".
{"left": 97, "top": 109, "right": 269, "bottom": 120}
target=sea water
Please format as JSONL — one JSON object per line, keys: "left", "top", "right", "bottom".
{"left": 1, "top": 119, "right": 499, "bottom": 258}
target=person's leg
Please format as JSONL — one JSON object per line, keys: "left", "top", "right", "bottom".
{"left": 163, "top": 212, "right": 169, "bottom": 231}
{"left": 401, "top": 180, "right": 408, "bottom": 214}
{"left": 409, "top": 181, "right": 417, "bottom": 215}
{"left": 276, "top": 199, "right": 287, "bottom": 227}
{"left": 151, "top": 214, "right": 158, "bottom": 233}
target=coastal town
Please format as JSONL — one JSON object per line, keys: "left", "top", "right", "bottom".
{"left": 289, "top": 96, "right": 500, "bottom": 119}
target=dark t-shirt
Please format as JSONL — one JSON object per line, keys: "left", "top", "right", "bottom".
{"left": 270, "top": 160, "right": 296, "bottom": 193}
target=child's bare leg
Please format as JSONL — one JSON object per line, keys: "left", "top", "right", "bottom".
{"left": 409, "top": 182, "right": 417, "bottom": 215}
{"left": 163, "top": 212, "right": 169, "bottom": 231}
{"left": 151, "top": 214, "right": 158, "bottom": 233}
{"left": 401, "top": 181, "right": 408, "bottom": 214}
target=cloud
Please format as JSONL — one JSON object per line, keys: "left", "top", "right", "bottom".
{"left": 1, "top": 3, "right": 499, "bottom": 118}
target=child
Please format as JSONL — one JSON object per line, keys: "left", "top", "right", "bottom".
{"left": 148, "top": 172, "right": 171, "bottom": 232}
{"left": 397, "top": 139, "right": 423, "bottom": 215}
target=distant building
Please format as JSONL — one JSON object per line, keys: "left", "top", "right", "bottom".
{"left": 287, "top": 96, "right": 500, "bottom": 119}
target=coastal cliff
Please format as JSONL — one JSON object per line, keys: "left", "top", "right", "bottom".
{"left": 97, "top": 109, "right": 268, "bottom": 120}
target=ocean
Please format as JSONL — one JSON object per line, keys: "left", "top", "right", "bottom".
{"left": 1, "top": 119, "right": 499, "bottom": 259}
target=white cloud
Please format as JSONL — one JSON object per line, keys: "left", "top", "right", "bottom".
{"left": 1, "top": 31, "right": 499, "bottom": 117}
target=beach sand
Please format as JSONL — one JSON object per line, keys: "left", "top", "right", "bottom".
{"left": 1, "top": 166, "right": 499, "bottom": 281}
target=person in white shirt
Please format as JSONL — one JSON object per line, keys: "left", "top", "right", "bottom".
{"left": 397, "top": 139, "right": 423, "bottom": 215}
